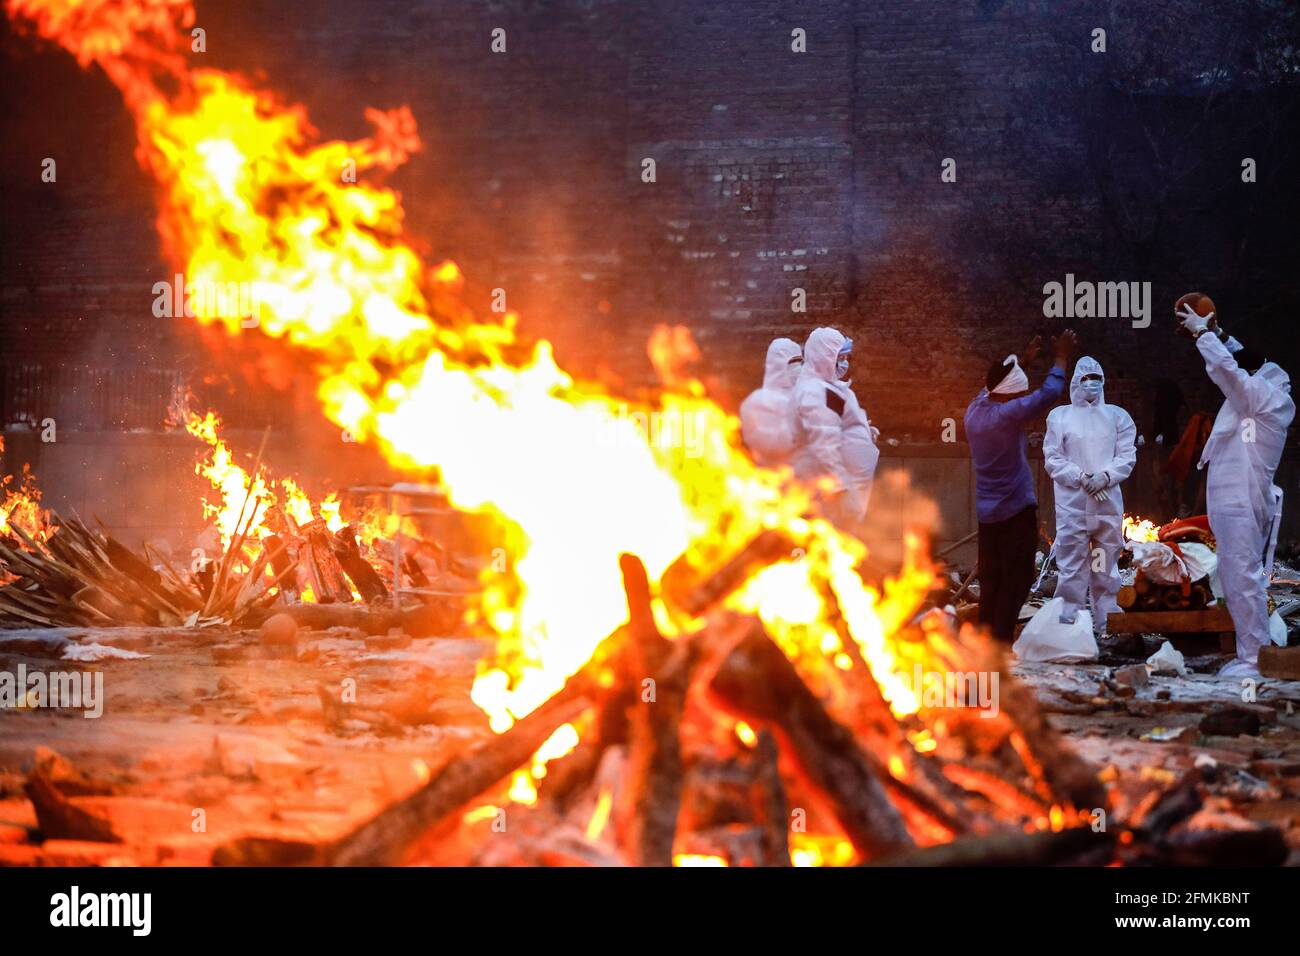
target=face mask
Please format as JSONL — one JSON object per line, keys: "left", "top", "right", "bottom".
{"left": 835, "top": 356, "right": 850, "bottom": 379}
{"left": 1081, "top": 379, "right": 1103, "bottom": 399}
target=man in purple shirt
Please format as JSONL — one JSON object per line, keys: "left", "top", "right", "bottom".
{"left": 964, "top": 330, "right": 1077, "bottom": 641}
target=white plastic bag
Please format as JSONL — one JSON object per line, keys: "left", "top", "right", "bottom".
{"left": 1269, "top": 610, "right": 1287, "bottom": 647}
{"left": 1013, "top": 598, "right": 1098, "bottom": 662}
{"left": 1146, "top": 640, "right": 1187, "bottom": 676}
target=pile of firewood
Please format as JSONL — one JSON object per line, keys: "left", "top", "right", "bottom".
{"left": 1117, "top": 571, "right": 1215, "bottom": 612}
{"left": 0, "top": 514, "right": 208, "bottom": 628}
{"left": 210, "top": 534, "right": 1148, "bottom": 868}
{"left": 0, "top": 509, "right": 391, "bottom": 629}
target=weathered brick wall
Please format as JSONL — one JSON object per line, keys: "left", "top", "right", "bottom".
{"left": 3, "top": 0, "right": 1298, "bottom": 450}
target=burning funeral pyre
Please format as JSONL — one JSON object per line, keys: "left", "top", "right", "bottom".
{"left": 1, "top": 0, "right": 1293, "bottom": 868}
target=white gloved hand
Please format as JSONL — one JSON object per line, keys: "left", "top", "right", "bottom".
{"left": 1091, "top": 488, "right": 1110, "bottom": 502}
{"left": 1080, "top": 472, "right": 1103, "bottom": 494}
{"left": 1177, "top": 303, "right": 1211, "bottom": 336}
{"left": 870, "top": 425, "right": 880, "bottom": 442}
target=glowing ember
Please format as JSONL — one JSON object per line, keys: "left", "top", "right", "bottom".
{"left": 673, "top": 854, "right": 728, "bottom": 867}
{"left": 585, "top": 788, "right": 614, "bottom": 841}
{"left": 790, "top": 835, "right": 857, "bottom": 868}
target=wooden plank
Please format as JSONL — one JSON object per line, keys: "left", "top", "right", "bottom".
{"left": 1259, "top": 646, "right": 1300, "bottom": 681}
{"left": 1106, "top": 607, "right": 1235, "bottom": 635}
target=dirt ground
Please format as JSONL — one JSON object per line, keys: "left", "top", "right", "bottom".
{"left": 2, "top": 623, "right": 1299, "bottom": 865}
{"left": 0, "top": 624, "right": 494, "bottom": 865}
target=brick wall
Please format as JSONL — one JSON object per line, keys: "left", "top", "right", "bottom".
{"left": 3, "top": 0, "right": 1298, "bottom": 460}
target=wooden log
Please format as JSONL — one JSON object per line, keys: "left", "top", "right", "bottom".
{"left": 332, "top": 525, "right": 389, "bottom": 603}
{"left": 935, "top": 529, "right": 979, "bottom": 559}
{"left": 751, "top": 729, "right": 791, "bottom": 866}
{"left": 322, "top": 693, "right": 593, "bottom": 866}
{"left": 1152, "top": 824, "right": 1288, "bottom": 866}
{"left": 613, "top": 553, "right": 692, "bottom": 867}
{"left": 296, "top": 559, "right": 641, "bottom": 867}
{"left": 230, "top": 554, "right": 301, "bottom": 622}
{"left": 823, "top": 604, "right": 974, "bottom": 838}
{"left": 1129, "top": 774, "right": 1202, "bottom": 841}
{"left": 203, "top": 436, "right": 267, "bottom": 616}
{"left": 400, "top": 552, "right": 444, "bottom": 607}
{"left": 996, "top": 670, "right": 1109, "bottom": 813}
{"left": 102, "top": 534, "right": 201, "bottom": 612}
{"left": 241, "top": 602, "right": 401, "bottom": 633}
{"left": 302, "top": 519, "right": 353, "bottom": 604}
{"left": 264, "top": 534, "right": 294, "bottom": 584}
{"left": 874, "top": 825, "right": 1107, "bottom": 867}
{"left": 707, "top": 619, "right": 915, "bottom": 860}
{"left": 24, "top": 771, "right": 121, "bottom": 844}
{"left": 1106, "top": 607, "right": 1234, "bottom": 635}
{"left": 1259, "top": 646, "right": 1300, "bottom": 681}
{"left": 661, "top": 530, "right": 796, "bottom": 617}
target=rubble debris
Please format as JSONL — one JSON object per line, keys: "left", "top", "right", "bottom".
{"left": 1112, "top": 664, "right": 1150, "bottom": 690}
{"left": 24, "top": 770, "right": 122, "bottom": 844}
{"left": 1198, "top": 706, "right": 1263, "bottom": 738}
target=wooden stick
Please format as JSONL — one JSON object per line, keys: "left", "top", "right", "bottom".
{"left": 661, "top": 530, "right": 796, "bottom": 618}
{"left": 322, "top": 694, "right": 593, "bottom": 866}
{"left": 874, "top": 825, "right": 1106, "bottom": 867}
{"left": 202, "top": 427, "right": 270, "bottom": 617}
{"left": 614, "top": 553, "right": 692, "bottom": 867}
{"left": 707, "top": 619, "right": 915, "bottom": 860}
{"left": 996, "top": 666, "right": 1110, "bottom": 813}
{"left": 751, "top": 729, "right": 792, "bottom": 866}
{"left": 951, "top": 566, "right": 979, "bottom": 603}
{"left": 935, "top": 530, "right": 979, "bottom": 559}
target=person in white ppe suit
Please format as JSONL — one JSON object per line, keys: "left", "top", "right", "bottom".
{"left": 740, "top": 338, "right": 802, "bottom": 466}
{"left": 1178, "top": 303, "right": 1295, "bottom": 678}
{"left": 791, "top": 327, "right": 880, "bottom": 522}
{"left": 1042, "top": 357, "right": 1137, "bottom": 633}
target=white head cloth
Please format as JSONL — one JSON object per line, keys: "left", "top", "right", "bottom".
{"left": 991, "top": 354, "right": 1029, "bottom": 395}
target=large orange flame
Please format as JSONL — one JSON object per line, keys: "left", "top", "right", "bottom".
{"left": 7, "top": 0, "right": 939, "bottom": 735}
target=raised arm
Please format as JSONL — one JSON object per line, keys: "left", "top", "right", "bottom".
{"left": 1001, "top": 329, "right": 1074, "bottom": 425}
{"left": 1000, "top": 365, "right": 1067, "bottom": 425}
{"left": 1196, "top": 329, "right": 1263, "bottom": 418}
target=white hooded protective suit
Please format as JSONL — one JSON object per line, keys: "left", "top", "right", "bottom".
{"left": 1196, "top": 333, "right": 1295, "bottom": 665}
{"left": 1043, "top": 357, "right": 1137, "bottom": 628}
{"left": 791, "top": 327, "right": 879, "bottom": 520}
{"left": 740, "top": 338, "right": 802, "bottom": 465}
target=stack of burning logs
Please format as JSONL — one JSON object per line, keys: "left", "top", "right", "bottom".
{"left": 1117, "top": 519, "right": 1217, "bottom": 613}
{"left": 0, "top": 507, "right": 397, "bottom": 629}
{"left": 209, "top": 531, "right": 1283, "bottom": 867}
